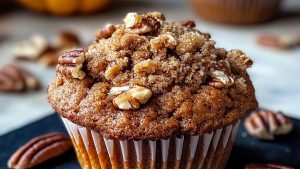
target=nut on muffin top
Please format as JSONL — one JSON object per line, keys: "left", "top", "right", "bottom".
{"left": 48, "top": 12, "right": 258, "bottom": 140}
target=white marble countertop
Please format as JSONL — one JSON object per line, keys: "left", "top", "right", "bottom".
{"left": 0, "top": 0, "right": 299, "bottom": 135}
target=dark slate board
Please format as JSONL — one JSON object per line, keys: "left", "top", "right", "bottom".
{"left": 0, "top": 113, "right": 299, "bottom": 169}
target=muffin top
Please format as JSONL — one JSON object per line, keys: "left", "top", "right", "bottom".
{"left": 48, "top": 12, "right": 257, "bottom": 140}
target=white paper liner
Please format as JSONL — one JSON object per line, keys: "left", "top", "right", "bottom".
{"left": 62, "top": 118, "right": 240, "bottom": 169}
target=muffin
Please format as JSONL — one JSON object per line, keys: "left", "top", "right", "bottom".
{"left": 190, "top": 0, "right": 282, "bottom": 24}
{"left": 48, "top": 12, "right": 258, "bottom": 169}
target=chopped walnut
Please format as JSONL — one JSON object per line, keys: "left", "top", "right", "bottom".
{"left": 123, "top": 12, "right": 161, "bottom": 35}
{"left": 227, "top": 50, "right": 253, "bottom": 70}
{"left": 111, "top": 85, "right": 152, "bottom": 110}
{"left": 104, "top": 58, "right": 128, "bottom": 80}
{"left": 208, "top": 70, "right": 234, "bottom": 89}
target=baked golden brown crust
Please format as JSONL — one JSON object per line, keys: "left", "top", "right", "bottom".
{"left": 48, "top": 12, "right": 257, "bottom": 140}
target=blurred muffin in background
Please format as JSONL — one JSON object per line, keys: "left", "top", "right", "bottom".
{"left": 18, "top": 0, "right": 109, "bottom": 15}
{"left": 190, "top": 0, "right": 282, "bottom": 24}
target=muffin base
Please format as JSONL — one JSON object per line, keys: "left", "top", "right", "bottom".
{"left": 62, "top": 118, "right": 239, "bottom": 169}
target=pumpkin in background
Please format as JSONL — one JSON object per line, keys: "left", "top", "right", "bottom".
{"left": 18, "top": 0, "right": 109, "bottom": 15}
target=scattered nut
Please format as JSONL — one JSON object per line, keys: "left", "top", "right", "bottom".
{"left": 174, "top": 20, "right": 196, "bottom": 28}
{"left": 111, "top": 85, "right": 152, "bottom": 110}
{"left": 7, "top": 132, "right": 72, "bottom": 169}
{"left": 244, "top": 109, "right": 293, "bottom": 140}
{"left": 0, "top": 64, "right": 40, "bottom": 92}
{"left": 57, "top": 48, "right": 86, "bottom": 79}
{"left": 0, "top": 72, "right": 15, "bottom": 92}
{"left": 39, "top": 51, "right": 60, "bottom": 67}
{"left": 96, "top": 24, "right": 116, "bottom": 41}
{"left": 0, "top": 64, "right": 25, "bottom": 92}
{"left": 15, "top": 35, "right": 51, "bottom": 60}
{"left": 245, "top": 163, "right": 294, "bottom": 169}
{"left": 55, "top": 31, "right": 80, "bottom": 49}
{"left": 208, "top": 70, "right": 234, "bottom": 89}
{"left": 256, "top": 34, "right": 298, "bottom": 50}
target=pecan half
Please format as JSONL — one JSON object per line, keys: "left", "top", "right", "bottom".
{"left": 57, "top": 48, "right": 86, "bottom": 79}
{"left": 14, "top": 34, "right": 50, "bottom": 61}
{"left": 0, "top": 65, "right": 25, "bottom": 92}
{"left": 7, "top": 132, "right": 72, "bottom": 169}
{"left": 256, "top": 34, "right": 298, "bottom": 50}
{"left": 96, "top": 24, "right": 116, "bottom": 41}
{"left": 110, "top": 85, "right": 152, "bottom": 110}
{"left": 39, "top": 50, "right": 60, "bottom": 67}
{"left": 174, "top": 20, "right": 196, "bottom": 28}
{"left": 208, "top": 70, "right": 234, "bottom": 89}
{"left": 245, "top": 163, "right": 294, "bottom": 169}
{"left": 55, "top": 31, "right": 80, "bottom": 49}
{"left": 0, "top": 72, "right": 15, "bottom": 92}
{"left": 244, "top": 109, "right": 293, "bottom": 140}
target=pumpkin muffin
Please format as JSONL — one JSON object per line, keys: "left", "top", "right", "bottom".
{"left": 48, "top": 12, "right": 257, "bottom": 169}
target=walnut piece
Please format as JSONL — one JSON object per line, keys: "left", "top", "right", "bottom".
{"left": 0, "top": 64, "right": 40, "bottom": 92}
{"left": 110, "top": 85, "right": 152, "bottom": 110}
{"left": 245, "top": 163, "right": 294, "bottom": 169}
{"left": 244, "top": 109, "right": 293, "bottom": 140}
{"left": 14, "top": 35, "right": 50, "bottom": 60}
{"left": 96, "top": 24, "right": 116, "bottom": 41}
{"left": 57, "top": 48, "right": 86, "bottom": 79}
{"left": 227, "top": 50, "right": 253, "bottom": 69}
{"left": 208, "top": 70, "right": 234, "bottom": 89}
{"left": 7, "top": 132, "right": 72, "bottom": 169}
{"left": 123, "top": 12, "right": 161, "bottom": 35}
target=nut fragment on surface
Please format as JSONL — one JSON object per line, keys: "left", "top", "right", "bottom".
{"left": 14, "top": 35, "right": 50, "bottom": 60}
{"left": 244, "top": 109, "right": 293, "bottom": 140}
{"left": 245, "top": 163, "right": 294, "bottom": 169}
{"left": 96, "top": 24, "right": 116, "bottom": 41}
{"left": 256, "top": 34, "right": 298, "bottom": 50}
{"left": 57, "top": 48, "right": 86, "bottom": 79}
{"left": 7, "top": 132, "right": 72, "bottom": 169}
{"left": 111, "top": 85, "right": 152, "bottom": 110}
{"left": 0, "top": 64, "right": 40, "bottom": 92}
{"left": 208, "top": 70, "right": 234, "bottom": 89}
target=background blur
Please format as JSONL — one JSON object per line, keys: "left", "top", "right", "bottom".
{"left": 0, "top": 0, "right": 299, "bottom": 135}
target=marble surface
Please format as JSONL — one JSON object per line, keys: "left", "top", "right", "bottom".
{"left": 0, "top": 0, "right": 299, "bottom": 135}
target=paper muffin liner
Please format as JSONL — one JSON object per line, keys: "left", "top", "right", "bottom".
{"left": 61, "top": 117, "right": 240, "bottom": 169}
{"left": 190, "top": 0, "right": 282, "bottom": 24}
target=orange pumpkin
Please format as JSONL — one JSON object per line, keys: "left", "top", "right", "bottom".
{"left": 18, "top": 0, "right": 109, "bottom": 15}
